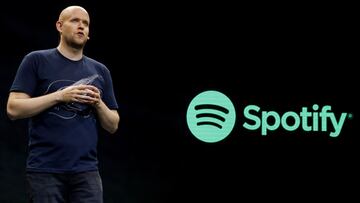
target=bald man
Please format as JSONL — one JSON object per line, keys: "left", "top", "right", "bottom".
{"left": 7, "top": 5, "right": 119, "bottom": 202}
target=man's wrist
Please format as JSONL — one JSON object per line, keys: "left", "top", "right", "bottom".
{"left": 93, "top": 99, "right": 102, "bottom": 109}
{"left": 54, "top": 91, "right": 63, "bottom": 103}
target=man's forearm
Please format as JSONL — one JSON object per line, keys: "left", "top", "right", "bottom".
{"left": 7, "top": 91, "right": 61, "bottom": 120}
{"left": 94, "top": 100, "right": 119, "bottom": 134}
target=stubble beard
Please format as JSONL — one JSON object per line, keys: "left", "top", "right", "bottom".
{"left": 65, "top": 36, "right": 86, "bottom": 50}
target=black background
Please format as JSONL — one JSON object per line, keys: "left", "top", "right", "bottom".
{"left": 1, "top": 1, "right": 358, "bottom": 202}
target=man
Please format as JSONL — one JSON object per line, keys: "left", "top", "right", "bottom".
{"left": 7, "top": 5, "right": 119, "bottom": 202}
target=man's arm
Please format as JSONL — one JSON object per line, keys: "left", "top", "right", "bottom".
{"left": 82, "top": 85, "right": 120, "bottom": 134}
{"left": 94, "top": 101, "right": 120, "bottom": 134}
{"left": 7, "top": 91, "right": 61, "bottom": 120}
{"left": 7, "top": 84, "right": 99, "bottom": 120}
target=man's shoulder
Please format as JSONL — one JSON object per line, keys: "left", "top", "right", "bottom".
{"left": 26, "top": 48, "right": 56, "bottom": 58}
{"left": 83, "top": 56, "right": 108, "bottom": 70}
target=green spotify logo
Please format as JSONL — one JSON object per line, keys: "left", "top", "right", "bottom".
{"left": 187, "top": 90, "right": 351, "bottom": 142}
{"left": 186, "top": 90, "right": 236, "bottom": 143}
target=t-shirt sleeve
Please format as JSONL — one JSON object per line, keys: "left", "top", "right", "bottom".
{"left": 101, "top": 67, "right": 118, "bottom": 110}
{"left": 10, "top": 53, "right": 38, "bottom": 96}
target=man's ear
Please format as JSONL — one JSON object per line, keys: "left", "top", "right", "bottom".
{"left": 56, "top": 21, "right": 63, "bottom": 33}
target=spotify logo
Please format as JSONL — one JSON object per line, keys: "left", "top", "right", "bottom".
{"left": 187, "top": 90, "right": 351, "bottom": 143}
{"left": 186, "top": 90, "right": 236, "bottom": 143}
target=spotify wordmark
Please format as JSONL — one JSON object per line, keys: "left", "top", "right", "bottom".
{"left": 243, "top": 104, "right": 348, "bottom": 137}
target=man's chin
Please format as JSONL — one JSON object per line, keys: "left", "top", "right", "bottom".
{"left": 69, "top": 41, "right": 86, "bottom": 50}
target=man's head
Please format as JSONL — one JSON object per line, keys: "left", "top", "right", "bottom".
{"left": 56, "top": 6, "right": 90, "bottom": 50}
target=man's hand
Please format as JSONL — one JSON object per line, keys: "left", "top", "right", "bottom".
{"left": 58, "top": 85, "right": 101, "bottom": 106}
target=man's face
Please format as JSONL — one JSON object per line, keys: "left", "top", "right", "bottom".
{"left": 60, "top": 8, "right": 90, "bottom": 49}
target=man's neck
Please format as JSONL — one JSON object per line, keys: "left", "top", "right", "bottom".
{"left": 57, "top": 42, "right": 83, "bottom": 61}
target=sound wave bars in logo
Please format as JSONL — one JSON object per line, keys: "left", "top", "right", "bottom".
{"left": 194, "top": 104, "right": 229, "bottom": 129}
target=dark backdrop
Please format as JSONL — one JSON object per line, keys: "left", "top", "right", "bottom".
{"left": 1, "top": 1, "right": 358, "bottom": 202}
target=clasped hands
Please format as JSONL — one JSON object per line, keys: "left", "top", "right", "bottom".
{"left": 57, "top": 84, "right": 101, "bottom": 107}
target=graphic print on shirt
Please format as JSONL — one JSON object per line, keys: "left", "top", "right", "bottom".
{"left": 44, "top": 74, "right": 103, "bottom": 119}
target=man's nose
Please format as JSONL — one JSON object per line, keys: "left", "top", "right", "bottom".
{"left": 78, "top": 25, "right": 84, "bottom": 30}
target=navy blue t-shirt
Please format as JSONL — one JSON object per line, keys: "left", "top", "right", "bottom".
{"left": 10, "top": 48, "right": 118, "bottom": 173}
